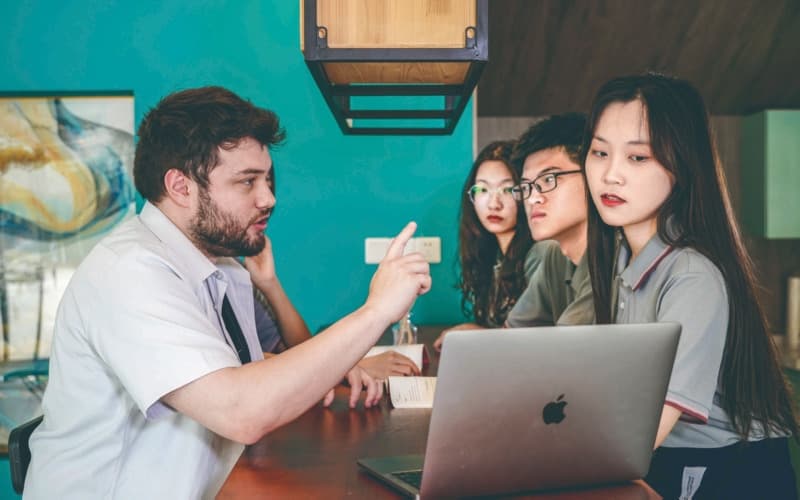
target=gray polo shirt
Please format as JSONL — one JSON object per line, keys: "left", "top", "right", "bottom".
{"left": 505, "top": 241, "right": 594, "bottom": 327}
{"left": 614, "top": 233, "right": 778, "bottom": 448}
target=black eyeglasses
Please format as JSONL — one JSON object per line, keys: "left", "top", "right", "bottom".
{"left": 511, "top": 170, "right": 582, "bottom": 200}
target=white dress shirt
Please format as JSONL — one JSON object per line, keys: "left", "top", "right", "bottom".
{"left": 26, "top": 202, "right": 263, "bottom": 499}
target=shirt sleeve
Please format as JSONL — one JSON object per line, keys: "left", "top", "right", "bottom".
{"left": 523, "top": 240, "right": 557, "bottom": 282}
{"left": 506, "top": 242, "right": 569, "bottom": 327}
{"left": 85, "top": 247, "right": 241, "bottom": 418}
{"left": 253, "top": 290, "right": 282, "bottom": 353}
{"left": 656, "top": 265, "right": 728, "bottom": 422}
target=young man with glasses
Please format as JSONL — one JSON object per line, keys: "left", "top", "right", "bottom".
{"left": 505, "top": 113, "right": 595, "bottom": 327}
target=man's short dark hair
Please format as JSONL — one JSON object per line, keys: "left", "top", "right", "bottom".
{"left": 510, "top": 112, "right": 586, "bottom": 174}
{"left": 134, "top": 86, "right": 285, "bottom": 202}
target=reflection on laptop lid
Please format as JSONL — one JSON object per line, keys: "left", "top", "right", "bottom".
{"left": 358, "top": 322, "right": 680, "bottom": 498}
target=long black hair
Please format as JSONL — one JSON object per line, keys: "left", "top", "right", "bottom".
{"left": 582, "top": 72, "right": 798, "bottom": 439}
{"left": 457, "top": 141, "right": 532, "bottom": 326}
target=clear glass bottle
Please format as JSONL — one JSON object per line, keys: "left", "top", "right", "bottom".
{"left": 392, "top": 310, "right": 418, "bottom": 345}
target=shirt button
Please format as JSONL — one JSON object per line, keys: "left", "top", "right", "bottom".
{"left": 619, "top": 301, "right": 625, "bottom": 310}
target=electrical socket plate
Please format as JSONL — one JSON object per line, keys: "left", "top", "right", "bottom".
{"left": 364, "top": 237, "right": 441, "bottom": 264}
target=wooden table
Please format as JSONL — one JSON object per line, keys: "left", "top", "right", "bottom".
{"left": 218, "top": 326, "right": 660, "bottom": 499}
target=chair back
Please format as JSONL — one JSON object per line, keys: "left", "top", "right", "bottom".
{"left": 9, "top": 414, "right": 43, "bottom": 494}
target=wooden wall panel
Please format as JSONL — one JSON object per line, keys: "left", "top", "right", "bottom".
{"left": 479, "top": 0, "right": 800, "bottom": 116}
{"left": 713, "top": 116, "right": 800, "bottom": 333}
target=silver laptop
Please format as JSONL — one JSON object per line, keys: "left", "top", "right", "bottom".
{"left": 358, "top": 322, "right": 681, "bottom": 498}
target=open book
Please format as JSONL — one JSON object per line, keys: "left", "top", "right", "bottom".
{"left": 363, "top": 344, "right": 434, "bottom": 408}
{"left": 386, "top": 376, "right": 437, "bottom": 409}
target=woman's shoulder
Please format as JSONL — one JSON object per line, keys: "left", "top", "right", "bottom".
{"left": 661, "top": 246, "right": 727, "bottom": 293}
{"left": 668, "top": 246, "right": 722, "bottom": 274}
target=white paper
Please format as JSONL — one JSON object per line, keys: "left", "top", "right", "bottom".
{"left": 680, "top": 466, "right": 707, "bottom": 499}
{"left": 387, "top": 376, "right": 437, "bottom": 409}
{"left": 364, "top": 344, "right": 424, "bottom": 372}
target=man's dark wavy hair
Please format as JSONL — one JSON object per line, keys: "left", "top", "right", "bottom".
{"left": 134, "top": 86, "right": 285, "bottom": 202}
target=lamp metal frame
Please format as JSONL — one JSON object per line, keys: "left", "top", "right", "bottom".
{"left": 303, "top": 0, "right": 488, "bottom": 135}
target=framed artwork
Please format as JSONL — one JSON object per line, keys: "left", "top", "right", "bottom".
{"left": 0, "top": 93, "right": 136, "bottom": 361}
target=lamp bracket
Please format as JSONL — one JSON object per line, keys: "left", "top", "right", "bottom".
{"left": 464, "top": 26, "right": 477, "bottom": 49}
{"left": 316, "top": 26, "right": 328, "bottom": 49}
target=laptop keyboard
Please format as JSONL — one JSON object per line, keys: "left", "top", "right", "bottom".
{"left": 391, "top": 469, "right": 423, "bottom": 489}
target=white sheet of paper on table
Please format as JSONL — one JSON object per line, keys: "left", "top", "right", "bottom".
{"left": 386, "top": 376, "right": 437, "bottom": 409}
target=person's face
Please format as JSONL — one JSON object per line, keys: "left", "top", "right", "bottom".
{"left": 190, "top": 137, "right": 275, "bottom": 257}
{"left": 521, "top": 148, "right": 587, "bottom": 244}
{"left": 584, "top": 99, "right": 675, "bottom": 245}
{"left": 469, "top": 160, "right": 518, "bottom": 238}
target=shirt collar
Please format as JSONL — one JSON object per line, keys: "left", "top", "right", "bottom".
{"left": 567, "top": 253, "right": 590, "bottom": 293}
{"left": 139, "top": 202, "right": 219, "bottom": 285}
{"left": 618, "top": 233, "right": 674, "bottom": 291}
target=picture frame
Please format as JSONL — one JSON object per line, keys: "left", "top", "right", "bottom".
{"left": 0, "top": 92, "right": 136, "bottom": 360}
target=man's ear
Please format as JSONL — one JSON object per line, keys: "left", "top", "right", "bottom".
{"left": 164, "top": 168, "right": 193, "bottom": 207}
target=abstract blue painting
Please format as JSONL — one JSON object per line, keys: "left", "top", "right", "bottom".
{"left": 0, "top": 94, "right": 135, "bottom": 360}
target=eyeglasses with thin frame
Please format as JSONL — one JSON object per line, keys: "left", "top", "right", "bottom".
{"left": 467, "top": 184, "right": 516, "bottom": 203}
{"left": 511, "top": 170, "right": 582, "bottom": 201}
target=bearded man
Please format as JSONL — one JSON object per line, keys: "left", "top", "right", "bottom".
{"left": 25, "top": 86, "right": 431, "bottom": 499}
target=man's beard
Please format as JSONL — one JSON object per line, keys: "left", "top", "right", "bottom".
{"left": 190, "top": 188, "right": 269, "bottom": 257}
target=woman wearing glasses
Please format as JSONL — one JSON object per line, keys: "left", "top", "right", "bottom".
{"left": 433, "top": 140, "right": 537, "bottom": 351}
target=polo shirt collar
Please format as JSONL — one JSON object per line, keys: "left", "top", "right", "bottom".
{"left": 565, "top": 252, "right": 590, "bottom": 293}
{"left": 618, "top": 233, "right": 674, "bottom": 291}
{"left": 139, "top": 202, "right": 218, "bottom": 285}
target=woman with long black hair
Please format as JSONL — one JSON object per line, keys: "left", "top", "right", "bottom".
{"left": 583, "top": 72, "right": 798, "bottom": 498}
{"left": 434, "top": 140, "right": 535, "bottom": 350}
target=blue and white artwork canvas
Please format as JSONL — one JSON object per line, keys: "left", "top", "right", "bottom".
{"left": 0, "top": 95, "right": 135, "bottom": 360}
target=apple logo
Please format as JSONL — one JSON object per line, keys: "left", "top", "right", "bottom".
{"left": 542, "top": 394, "right": 567, "bottom": 424}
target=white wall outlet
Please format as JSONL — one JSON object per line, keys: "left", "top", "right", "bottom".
{"left": 412, "top": 237, "right": 441, "bottom": 264}
{"left": 364, "top": 238, "right": 393, "bottom": 264}
{"left": 364, "top": 236, "right": 442, "bottom": 264}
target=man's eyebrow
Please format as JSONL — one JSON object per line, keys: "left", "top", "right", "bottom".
{"left": 522, "top": 166, "right": 560, "bottom": 180}
{"left": 233, "top": 167, "right": 271, "bottom": 176}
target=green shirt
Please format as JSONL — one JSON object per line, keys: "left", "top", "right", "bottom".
{"left": 482, "top": 242, "right": 548, "bottom": 327}
{"left": 505, "top": 242, "right": 594, "bottom": 327}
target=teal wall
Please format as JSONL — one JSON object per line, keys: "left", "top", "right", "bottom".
{"left": 0, "top": 456, "right": 20, "bottom": 500}
{"left": 0, "top": 1, "right": 473, "bottom": 333}
{"left": 1, "top": 4, "right": 472, "bottom": 492}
